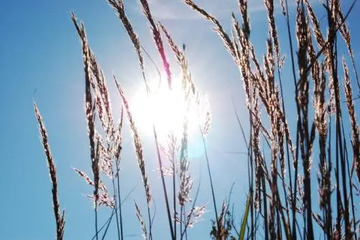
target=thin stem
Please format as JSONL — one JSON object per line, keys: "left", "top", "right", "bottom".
{"left": 101, "top": 210, "right": 115, "bottom": 240}
{"left": 95, "top": 205, "right": 99, "bottom": 240}
{"left": 116, "top": 170, "right": 124, "bottom": 240}
{"left": 153, "top": 125, "right": 175, "bottom": 239}
{"left": 111, "top": 177, "right": 121, "bottom": 240}
{"left": 200, "top": 127, "right": 220, "bottom": 238}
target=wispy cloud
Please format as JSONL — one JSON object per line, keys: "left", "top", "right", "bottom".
{"left": 132, "top": 0, "right": 319, "bottom": 21}
{"left": 141, "top": 0, "right": 197, "bottom": 20}
{"left": 140, "top": 0, "right": 266, "bottom": 20}
{"left": 138, "top": 0, "right": 320, "bottom": 21}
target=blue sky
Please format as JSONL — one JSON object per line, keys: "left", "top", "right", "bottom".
{"left": 1, "top": 0, "right": 360, "bottom": 239}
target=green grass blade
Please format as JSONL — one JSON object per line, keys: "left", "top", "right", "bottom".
{"left": 239, "top": 194, "right": 252, "bottom": 240}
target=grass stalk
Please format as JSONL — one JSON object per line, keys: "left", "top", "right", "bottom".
{"left": 34, "top": 103, "right": 65, "bottom": 240}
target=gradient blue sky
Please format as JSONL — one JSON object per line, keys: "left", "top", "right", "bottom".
{"left": 1, "top": 0, "right": 360, "bottom": 239}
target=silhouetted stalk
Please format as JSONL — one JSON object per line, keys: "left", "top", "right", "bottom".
{"left": 172, "top": 142, "right": 177, "bottom": 240}
{"left": 90, "top": 209, "right": 115, "bottom": 240}
{"left": 139, "top": 0, "right": 172, "bottom": 89}
{"left": 34, "top": 103, "right": 65, "bottom": 240}
{"left": 180, "top": 206, "right": 183, "bottom": 240}
{"left": 326, "top": 115, "right": 333, "bottom": 239}
{"left": 262, "top": 168, "right": 269, "bottom": 240}
{"left": 110, "top": 175, "right": 121, "bottom": 240}
{"left": 153, "top": 125, "right": 175, "bottom": 240}
{"left": 343, "top": 58, "right": 359, "bottom": 238}
{"left": 277, "top": 65, "right": 292, "bottom": 235}
{"left": 346, "top": 139, "right": 357, "bottom": 238}
{"left": 248, "top": 99, "right": 255, "bottom": 240}
{"left": 326, "top": 0, "right": 350, "bottom": 237}
{"left": 116, "top": 174, "right": 124, "bottom": 240}
{"left": 200, "top": 127, "right": 220, "bottom": 238}
{"left": 106, "top": 0, "right": 150, "bottom": 91}
{"left": 115, "top": 102, "right": 124, "bottom": 240}
{"left": 294, "top": 1, "right": 315, "bottom": 238}
{"left": 94, "top": 139, "right": 101, "bottom": 240}
{"left": 281, "top": 0, "right": 301, "bottom": 236}
{"left": 101, "top": 210, "right": 115, "bottom": 240}
{"left": 342, "top": 122, "right": 356, "bottom": 237}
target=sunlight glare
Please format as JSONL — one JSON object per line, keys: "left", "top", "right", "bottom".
{"left": 131, "top": 77, "right": 201, "bottom": 139}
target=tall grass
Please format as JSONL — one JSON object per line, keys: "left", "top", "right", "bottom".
{"left": 35, "top": 0, "right": 360, "bottom": 239}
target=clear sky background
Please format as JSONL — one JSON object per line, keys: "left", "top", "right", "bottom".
{"left": 1, "top": 0, "right": 360, "bottom": 239}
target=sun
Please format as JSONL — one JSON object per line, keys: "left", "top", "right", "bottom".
{"left": 131, "top": 77, "right": 203, "bottom": 139}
